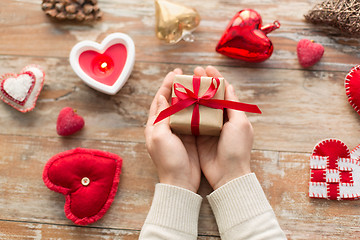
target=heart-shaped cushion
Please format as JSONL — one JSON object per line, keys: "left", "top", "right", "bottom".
{"left": 0, "top": 65, "right": 45, "bottom": 112}
{"left": 216, "top": 9, "right": 280, "bottom": 62}
{"left": 70, "top": 33, "right": 135, "bottom": 95}
{"left": 345, "top": 65, "right": 360, "bottom": 115}
{"left": 309, "top": 139, "right": 360, "bottom": 200}
{"left": 43, "top": 148, "right": 123, "bottom": 225}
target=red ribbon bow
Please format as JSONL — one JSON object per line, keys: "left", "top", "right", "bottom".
{"left": 154, "top": 76, "right": 262, "bottom": 135}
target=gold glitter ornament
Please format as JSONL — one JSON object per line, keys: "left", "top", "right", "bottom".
{"left": 155, "top": 0, "right": 200, "bottom": 44}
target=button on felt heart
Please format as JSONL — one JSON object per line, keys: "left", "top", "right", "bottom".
{"left": 216, "top": 9, "right": 280, "bottom": 62}
{"left": 43, "top": 148, "right": 123, "bottom": 225}
{"left": 0, "top": 65, "right": 45, "bottom": 113}
{"left": 345, "top": 65, "right": 360, "bottom": 115}
{"left": 70, "top": 33, "right": 135, "bottom": 95}
{"left": 309, "top": 139, "right": 360, "bottom": 200}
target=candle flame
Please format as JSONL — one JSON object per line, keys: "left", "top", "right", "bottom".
{"left": 100, "top": 62, "right": 108, "bottom": 69}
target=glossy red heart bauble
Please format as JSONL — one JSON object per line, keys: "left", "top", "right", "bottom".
{"left": 345, "top": 65, "right": 360, "bottom": 115}
{"left": 216, "top": 9, "right": 280, "bottom": 62}
{"left": 43, "top": 148, "right": 122, "bottom": 225}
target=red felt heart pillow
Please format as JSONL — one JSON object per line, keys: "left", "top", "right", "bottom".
{"left": 345, "top": 65, "right": 360, "bottom": 115}
{"left": 43, "top": 148, "right": 122, "bottom": 225}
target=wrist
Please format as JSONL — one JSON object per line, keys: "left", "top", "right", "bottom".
{"left": 159, "top": 177, "right": 198, "bottom": 193}
{"left": 212, "top": 169, "right": 251, "bottom": 190}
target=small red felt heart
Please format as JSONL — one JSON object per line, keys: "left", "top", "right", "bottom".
{"left": 297, "top": 39, "right": 324, "bottom": 68}
{"left": 56, "top": 107, "right": 85, "bottom": 136}
{"left": 43, "top": 148, "right": 122, "bottom": 225}
{"left": 345, "top": 65, "right": 360, "bottom": 115}
{"left": 0, "top": 65, "right": 45, "bottom": 112}
{"left": 309, "top": 139, "right": 360, "bottom": 200}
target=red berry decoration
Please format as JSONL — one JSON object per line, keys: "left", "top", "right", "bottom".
{"left": 296, "top": 39, "right": 324, "bottom": 68}
{"left": 57, "top": 107, "right": 85, "bottom": 136}
{"left": 216, "top": 9, "right": 280, "bottom": 62}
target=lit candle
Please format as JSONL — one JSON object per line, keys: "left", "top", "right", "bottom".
{"left": 69, "top": 32, "right": 135, "bottom": 95}
{"left": 91, "top": 54, "right": 114, "bottom": 76}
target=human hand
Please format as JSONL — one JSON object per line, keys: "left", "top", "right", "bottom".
{"left": 145, "top": 68, "right": 201, "bottom": 193}
{"left": 195, "top": 66, "right": 253, "bottom": 190}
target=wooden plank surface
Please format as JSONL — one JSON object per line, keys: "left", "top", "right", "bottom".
{"left": 1, "top": 0, "right": 360, "bottom": 239}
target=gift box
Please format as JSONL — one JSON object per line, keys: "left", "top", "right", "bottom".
{"left": 170, "top": 75, "right": 225, "bottom": 136}
{"left": 153, "top": 74, "right": 262, "bottom": 136}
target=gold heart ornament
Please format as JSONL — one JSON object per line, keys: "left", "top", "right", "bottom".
{"left": 155, "top": 0, "right": 200, "bottom": 44}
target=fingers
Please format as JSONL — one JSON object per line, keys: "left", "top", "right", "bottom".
{"left": 194, "top": 66, "right": 206, "bottom": 76}
{"left": 173, "top": 68, "right": 183, "bottom": 75}
{"left": 205, "top": 66, "right": 230, "bottom": 88}
{"left": 206, "top": 66, "right": 223, "bottom": 78}
{"left": 225, "top": 84, "right": 248, "bottom": 121}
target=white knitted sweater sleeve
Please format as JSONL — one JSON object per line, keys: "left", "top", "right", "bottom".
{"left": 207, "top": 173, "right": 287, "bottom": 240}
{"left": 139, "top": 183, "right": 203, "bottom": 240}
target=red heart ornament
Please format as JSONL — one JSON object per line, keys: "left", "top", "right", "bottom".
{"left": 296, "top": 39, "right": 324, "bottom": 68}
{"left": 345, "top": 65, "right": 360, "bottom": 115}
{"left": 0, "top": 65, "right": 45, "bottom": 112}
{"left": 43, "top": 148, "right": 123, "bottom": 225}
{"left": 70, "top": 33, "right": 135, "bottom": 95}
{"left": 309, "top": 139, "right": 360, "bottom": 200}
{"left": 56, "top": 107, "right": 85, "bottom": 136}
{"left": 216, "top": 9, "right": 280, "bottom": 62}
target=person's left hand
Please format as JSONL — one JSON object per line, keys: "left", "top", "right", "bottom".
{"left": 145, "top": 68, "right": 201, "bottom": 193}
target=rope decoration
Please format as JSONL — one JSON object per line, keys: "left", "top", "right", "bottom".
{"left": 305, "top": 0, "right": 360, "bottom": 36}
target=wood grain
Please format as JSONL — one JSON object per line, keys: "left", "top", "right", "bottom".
{"left": 0, "top": 0, "right": 360, "bottom": 71}
{"left": 1, "top": 0, "right": 360, "bottom": 239}
{"left": 0, "top": 56, "right": 359, "bottom": 153}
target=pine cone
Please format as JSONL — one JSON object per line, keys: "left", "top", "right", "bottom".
{"left": 41, "top": 0, "right": 103, "bottom": 21}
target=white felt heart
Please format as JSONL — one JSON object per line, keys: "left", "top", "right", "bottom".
{"left": 3, "top": 74, "right": 34, "bottom": 102}
{"left": 69, "top": 33, "right": 135, "bottom": 95}
{"left": 0, "top": 65, "right": 45, "bottom": 113}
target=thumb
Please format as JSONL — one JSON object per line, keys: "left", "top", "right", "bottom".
{"left": 225, "top": 85, "right": 247, "bottom": 121}
{"left": 155, "top": 95, "right": 171, "bottom": 124}
{"left": 225, "top": 84, "right": 238, "bottom": 102}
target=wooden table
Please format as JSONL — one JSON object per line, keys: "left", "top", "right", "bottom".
{"left": 1, "top": 0, "right": 360, "bottom": 239}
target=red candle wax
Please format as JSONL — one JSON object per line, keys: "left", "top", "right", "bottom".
{"left": 79, "top": 43, "right": 127, "bottom": 86}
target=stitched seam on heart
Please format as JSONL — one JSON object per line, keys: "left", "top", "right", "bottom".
{"left": 43, "top": 148, "right": 123, "bottom": 225}
{"left": 345, "top": 65, "right": 360, "bottom": 114}
{"left": 0, "top": 66, "right": 45, "bottom": 112}
{"left": 65, "top": 158, "right": 122, "bottom": 225}
{"left": 309, "top": 139, "right": 360, "bottom": 200}
{"left": 0, "top": 72, "right": 35, "bottom": 106}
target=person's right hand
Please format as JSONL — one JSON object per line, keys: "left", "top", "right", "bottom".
{"left": 195, "top": 66, "right": 254, "bottom": 190}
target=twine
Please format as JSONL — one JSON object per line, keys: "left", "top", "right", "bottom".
{"left": 305, "top": 0, "right": 360, "bottom": 36}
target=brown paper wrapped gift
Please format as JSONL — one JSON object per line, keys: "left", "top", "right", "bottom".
{"left": 170, "top": 75, "right": 225, "bottom": 136}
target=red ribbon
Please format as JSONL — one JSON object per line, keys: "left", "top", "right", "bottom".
{"left": 153, "top": 76, "right": 262, "bottom": 135}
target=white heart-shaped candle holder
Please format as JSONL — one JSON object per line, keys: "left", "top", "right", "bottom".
{"left": 69, "top": 33, "right": 135, "bottom": 95}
